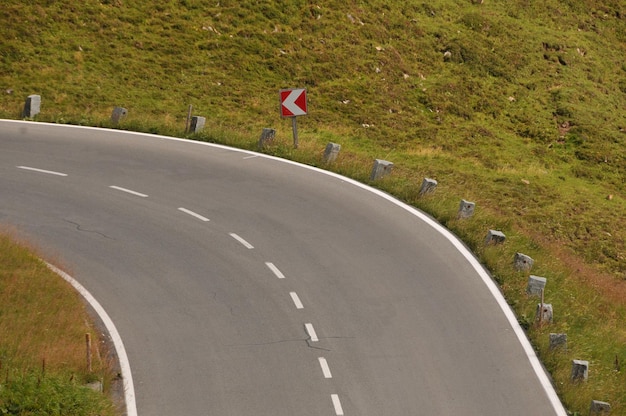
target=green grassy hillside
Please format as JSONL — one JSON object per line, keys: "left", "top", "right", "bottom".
{"left": 2, "top": 1, "right": 626, "bottom": 414}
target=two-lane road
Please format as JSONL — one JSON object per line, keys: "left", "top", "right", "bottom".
{"left": 0, "top": 120, "right": 565, "bottom": 415}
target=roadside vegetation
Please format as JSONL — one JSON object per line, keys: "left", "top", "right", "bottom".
{"left": 0, "top": 230, "right": 117, "bottom": 415}
{"left": 1, "top": 1, "right": 625, "bottom": 414}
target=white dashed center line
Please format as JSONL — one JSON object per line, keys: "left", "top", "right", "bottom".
{"left": 318, "top": 357, "right": 332, "bottom": 379}
{"left": 331, "top": 394, "right": 344, "bottom": 415}
{"left": 109, "top": 186, "right": 148, "bottom": 198}
{"left": 229, "top": 233, "right": 254, "bottom": 249}
{"left": 305, "top": 323, "right": 318, "bottom": 342}
{"left": 178, "top": 207, "right": 210, "bottom": 222}
{"left": 265, "top": 262, "right": 286, "bottom": 279}
{"left": 289, "top": 292, "right": 304, "bottom": 309}
{"left": 17, "top": 166, "right": 67, "bottom": 176}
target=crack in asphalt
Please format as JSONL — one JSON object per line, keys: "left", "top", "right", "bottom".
{"left": 65, "top": 219, "right": 114, "bottom": 239}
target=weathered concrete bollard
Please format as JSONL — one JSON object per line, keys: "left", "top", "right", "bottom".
{"left": 527, "top": 275, "right": 547, "bottom": 296}
{"left": 370, "top": 159, "right": 393, "bottom": 181}
{"left": 536, "top": 303, "right": 553, "bottom": 323}
{"left": 22, "top": 94, "right": 41, "bottom": 118}
{"left": 189, "top": 116, "right": 205, "bottom": 133}
{"left": 485, "top": 229, "right": 506, "bottom": 245}
{"left": 514, "top": 252, "right": 534, "bottom": 271}
{"left": 323, "top": 143, "right": 341, "bottom": 163}
{"left": 457, "top": 199, "right": 475, "bottom": 219}
{"left": 419, "top": 178, "right": 438, "bottom": 196}
{"left": 258, "top": 128, "right": 276, "bottom": 148}
{"left": 111, "top": 107, "right": 127, "bottom": 125}
{"left": 571, "top": 360, "right": 589, "bottom": 382}
{"left": 549, "top": 333, "right": 567, "bottom": 350}
{"left": 589, "top": 400, "right": 611, "bottom": 415}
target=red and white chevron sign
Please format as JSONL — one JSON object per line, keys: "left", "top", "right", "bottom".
{"left": 280, "top": 88, "right": 308, "bottom": 117}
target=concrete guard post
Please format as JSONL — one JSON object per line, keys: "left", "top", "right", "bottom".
{"left": 589, "top": 400, "right": 611, "bottom": 415}
{"left": 111, "top": 107, "right": 128, "bottom": 125}
{"left": 549, "top": 333, "right": 567, "bottom": 350}
{"left": 419, "top": 178, "right": 438, "bottom": 196}
{"left": 258, "top": 128, "right": 276, "bottom": 149}
{"left": 571, "top": 359, "right": 589, "bottom": 382}
{"left": 485, "top": 229, "right": 506, "bottom": 245}
{"left": 189, "top": 116, "right": 206, "bottom": 133}
{"left": 323, "top": 143, "right": 341, "bottom": 163}
{"left": 457, "top": 199, "right": 475, "bottom": 219}
{"left": 536, "top": 303, "right": 553, "bottom": 323}
{"left": 23, "top": 94, "right": 41, "bottom": 118}
{"left": 526, "top": 275, "right": 547, "bottom": 296}
{"left": 514, "top": 252, "right": 534, "bottom": 271}
{"left": 370, "top": 159, "right": 393, "bottom": 181}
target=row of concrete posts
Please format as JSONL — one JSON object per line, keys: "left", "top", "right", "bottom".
{"left": 287, "top": 137, "right": 612, "bottom": 415}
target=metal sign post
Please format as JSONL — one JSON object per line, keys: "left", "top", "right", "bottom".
{"left": 279, "top": 88, "right": 308, "bottom": 149}
{"left": 292, "top": 117, "right": 299, "bottom": 149}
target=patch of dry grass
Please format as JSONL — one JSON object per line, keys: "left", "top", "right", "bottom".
{"left": 0, "top": 227, "right": 116, "bottom": 415}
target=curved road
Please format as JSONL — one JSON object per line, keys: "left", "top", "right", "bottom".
{"left": 0, "top": 120, "right": 565, "bottom": 416}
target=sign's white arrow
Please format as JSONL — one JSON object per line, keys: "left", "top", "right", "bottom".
{"left": 280, "top": 88, "right": 307, "bottom": 117}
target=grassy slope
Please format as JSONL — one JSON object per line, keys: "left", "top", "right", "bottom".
{"left": 1, "top": 0, "right": 626, "bottom": 413}
{"left": 0, "top": 232, "right": 117, "bottom": 415}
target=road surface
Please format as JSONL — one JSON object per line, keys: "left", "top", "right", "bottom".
{"left": 0, "top": 120, "right": 565, "bottom": 415}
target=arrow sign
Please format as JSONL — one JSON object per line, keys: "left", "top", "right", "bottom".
{"left": 280, "top": 88, "right": 307, "bottom": 117}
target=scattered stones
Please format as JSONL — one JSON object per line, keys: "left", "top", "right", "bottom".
{"left": 22, "top": 94, "right": 41, "bottom": 118}
{"left": 457, "top": 199, "right": 475, "bottom": 219}
{"left": 323, "top": 142, "right": 341, "bottom": 163}
{"left": 571, "top": 360, "right": 589, "bottom": 382}
{"left": 346, "top": 13, "right": 363, "bottom": 25}
{"left": 419, "top": 178, "right": 437, "bottom": 196}
{"left": 549, "top": 333, "right": 567, "bottom": 350}
{"left": 370, "top": 159, "right": 393, "bottom": 181}
{"left": 111, "top": 106, "right": 127, "bottom": 125}
{"left": 514, "top": 252, "right": 534, "bottom": 271}
{"left": 526, "top": 275, "right": 547, "bottom": 296}
{"left": 485, "top": 229, "right": 506, "bottom": 245}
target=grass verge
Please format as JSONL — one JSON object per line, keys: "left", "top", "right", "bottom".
{"left": 0, "top": 229, "right": 118, "bottom": 416}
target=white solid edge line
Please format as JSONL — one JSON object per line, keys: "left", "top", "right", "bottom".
{"left": 331, "top": 394, "right": 344, "bottom": 416}
{"left": 265, "top": 262, "right": 286, "bottom": 279}
{"left": 46, "top": 263, "right": 137, "bottom": 416}
{"left": 318, "top": 357, "right": 332, "bottom": 379}
{"left": 4, "top": 120, "right": 567, "bottom": 416}
{"left": 17, "top": 165, "right": 68, "bottom": 176}
{"left": 109, "top": 185, "right": 148, "bottom": 198}
{"left": 178, "top": 207, "right": 210, "bottom": 222}
{"left": 229, "top": 233, "right": 254, "bottom": 249}
{"left": 305, "top": 323, "right": 318, "bottom": 342}
{"left": 289, "top": 292, "right": 304, "bottom": 309}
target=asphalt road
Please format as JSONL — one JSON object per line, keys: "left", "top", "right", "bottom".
{"left": 0, "top": 120, "right": 566, "bottom": 416}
